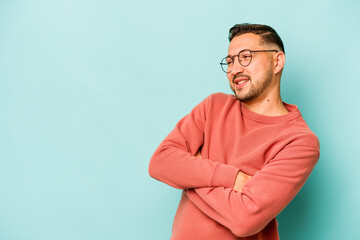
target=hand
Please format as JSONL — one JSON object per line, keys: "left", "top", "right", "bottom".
{"left": 195, "top": 150, "right": 202, "bottom": 158}
{"left": 233, "top": 171, "right": 252, "bottom": 192}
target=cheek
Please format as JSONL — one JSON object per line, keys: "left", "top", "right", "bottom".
{"left": 226, "top": 73, "right": 232, "bottom": 82}
{"left": 246, "top": 66, "right": 261, "bottom": 80}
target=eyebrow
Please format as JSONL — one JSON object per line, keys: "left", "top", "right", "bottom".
{"left": 226, "top": 49, "right": 249, "bottom": 58}
{"left": 226, "top": 52, "right": 242, "bottom": 58}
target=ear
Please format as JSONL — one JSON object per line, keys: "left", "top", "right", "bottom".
{"left": 273, "top": 51, "right": 285, "bottom": 74}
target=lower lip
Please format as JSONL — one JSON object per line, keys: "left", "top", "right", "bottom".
{"left": 235, "top": 80, "right": 249, "bottom": 89}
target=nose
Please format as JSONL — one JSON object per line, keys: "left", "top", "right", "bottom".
{"left": 230, "top": 58, "right": 245, "bottom": 76}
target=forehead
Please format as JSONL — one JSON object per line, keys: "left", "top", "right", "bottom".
{"left": 228, "top": 33, "right": 263, "bottom": 55}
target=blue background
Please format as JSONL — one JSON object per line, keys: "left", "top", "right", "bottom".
{"left": 1, "top": 0, "right": 359, "bottom": 239}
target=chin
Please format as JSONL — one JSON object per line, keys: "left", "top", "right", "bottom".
{"left": 235, "top": 92, "right": 257, "bottom": 103}
{"left": 234, "top": 91, "right": 248, "bottom": 101}
{"left": 234, "top": 94, "right": 247, "bottom": 102}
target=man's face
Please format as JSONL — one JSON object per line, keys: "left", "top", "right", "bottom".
{"left": 226, "top": 33, "right": 276, "bottom": 104}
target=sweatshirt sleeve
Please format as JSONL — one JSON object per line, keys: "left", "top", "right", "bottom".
{"left": 148, "top": 94, "right": 239, "bottom": 189}
{"left": 186, "top": 142, "right": 320, "bottom": 237}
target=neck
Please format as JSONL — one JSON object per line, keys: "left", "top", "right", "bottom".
{"left": 242, "top": 86, "right": 289, "bottom": 116}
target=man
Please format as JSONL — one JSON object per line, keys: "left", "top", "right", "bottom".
{"left": 149, "top": 23, "right": 320, "bottom": 240}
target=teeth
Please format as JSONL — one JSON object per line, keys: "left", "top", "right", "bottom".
{"left": 237, "top": 80, "right": 247, "bottom": 84}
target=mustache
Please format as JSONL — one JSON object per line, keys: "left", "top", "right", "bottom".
{"left": 232, "top": 74, "right": 251, "bottom": 82}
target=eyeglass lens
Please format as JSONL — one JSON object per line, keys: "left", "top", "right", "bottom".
{"left": 220, "top": 50, "right": 252, "bottom": 73}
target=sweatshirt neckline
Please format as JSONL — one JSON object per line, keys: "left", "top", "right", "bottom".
{"left": 240, "top": 101, "right": 301, "bottom": 123}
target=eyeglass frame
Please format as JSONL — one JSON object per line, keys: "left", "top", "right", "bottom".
{"left": 220, "top": 49, "right": 279, "bottom": 73}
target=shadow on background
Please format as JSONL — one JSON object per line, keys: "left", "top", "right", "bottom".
{"left": 277, "top": 63, "right": 335, "bottom": 239}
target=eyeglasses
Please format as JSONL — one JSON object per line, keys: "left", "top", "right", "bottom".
{"left": 220, "top": 49, "right": 278, "bottom": 73}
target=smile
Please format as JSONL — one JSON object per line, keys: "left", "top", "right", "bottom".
{"left": 234, "top": 78, "right": 249, "bottom": 89}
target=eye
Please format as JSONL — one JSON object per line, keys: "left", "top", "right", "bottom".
{"left": 242, "top": 54, "right": 251, "bottom": 59}
{"left": 226, "top": 58, "right": 233, "bottom": 65}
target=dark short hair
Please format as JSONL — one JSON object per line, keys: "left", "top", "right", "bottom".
{"left": 228, "top": 23, "right": 285, "bottom": 54}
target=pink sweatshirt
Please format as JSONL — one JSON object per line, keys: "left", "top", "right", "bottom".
{"left": 149, "top": 93, "right": 320, "bottom": 239}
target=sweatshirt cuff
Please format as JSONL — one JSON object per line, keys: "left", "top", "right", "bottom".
{"left": 210, "top": 163, "right": 239, "bottom": 188}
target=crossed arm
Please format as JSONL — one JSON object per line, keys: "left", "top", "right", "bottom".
{"left": 150, "top": 142, "right": 318, "bottom": 237}
{"left": 195, "top": 151, "right": 252, "bottom": 192}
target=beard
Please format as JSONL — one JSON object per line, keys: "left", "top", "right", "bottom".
{"left": 230, "top": 69, "right": 274, "bottom": 104}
